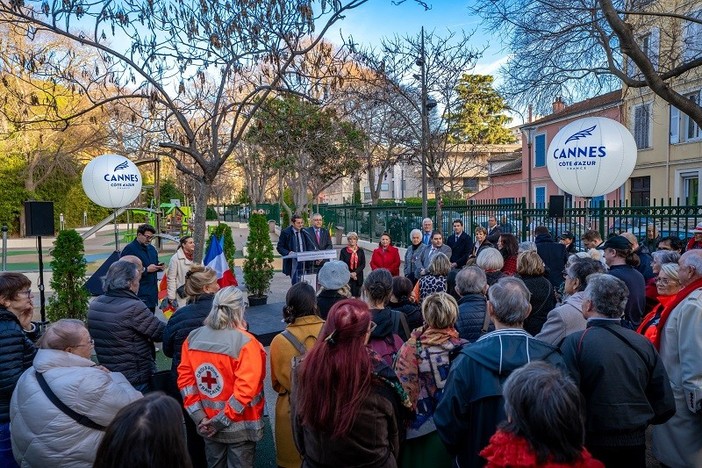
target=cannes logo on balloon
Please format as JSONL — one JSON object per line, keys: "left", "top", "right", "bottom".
{"left": 553, "top": 125, "right": 606, "bottom": 160}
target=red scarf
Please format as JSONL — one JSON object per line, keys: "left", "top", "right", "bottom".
{"left": 480, "top": 430, "right": 604, "bottom": 468}
{"left": 654, "top": 276, "right": 702, "bottom": 350}
{"left": 346, "top": 246, "right": 358, "bottom": 271}
{"left": 183, "top": 249, "right": 194, "bottom": 261}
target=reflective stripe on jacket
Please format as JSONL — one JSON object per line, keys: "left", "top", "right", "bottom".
{"left": 178, "top": 326, "right": 266, "bottom": 444}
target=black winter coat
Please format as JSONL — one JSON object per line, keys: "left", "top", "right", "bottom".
{"left": 535, "top": 233, "right": 569, "bottom": 288}
{"left": 162, "top": 293, "right": 214, "bottom": 386}
{"left": 0, "top": 308, "right": 36, "bottom": 423}
{"left": 88, "top": 289, "right": 165, "bottom": 387}
{"left": 316, "top": 290, "right": 347, "bottom": 320}
{"left": 388, "top": 299, "right": 423, "bottom": 331}
{"left": 518, "top": 274, "right": 557, "bottom": 336}
{"left": 455, "top": 293, "right": 491, "bottom": 342}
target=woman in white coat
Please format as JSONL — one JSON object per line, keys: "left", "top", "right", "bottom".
{"left": 168, "top": 236, "right": 195, "bottom": 308}
{"left": 10, "top": 319, "right": 141, "bottom": 467}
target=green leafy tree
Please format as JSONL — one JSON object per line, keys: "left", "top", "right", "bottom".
{"left": 449, "top": 75, "right": 516, "bottom": 145}
{"left": 242, "top": 213, "right": 274, "bottom": 298}
{"left": 206, "top": 223, "right": 237, "bottom": 273}
{"left": 247, "top": 96, "right": 364, "bottom": 217}
{"left": 47, "top": 229, "right": 89, "bottom": 322}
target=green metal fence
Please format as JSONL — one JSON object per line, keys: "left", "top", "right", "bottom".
{"left": 218, "top": 203, "right": 280, "bottom": 224}
{"left": 320, "top": 199, "right": 702, "bottom": 248}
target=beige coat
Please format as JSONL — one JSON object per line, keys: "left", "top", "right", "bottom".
{"left": 167, "top": 248, "right": 193, "bottom": 307}
{"left": 269, "top": 315, "right": 325, "bottom": 468}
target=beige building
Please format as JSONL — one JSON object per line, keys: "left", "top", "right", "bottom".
{"left": 623, "top": 1, "right": 702, "bottom": 206}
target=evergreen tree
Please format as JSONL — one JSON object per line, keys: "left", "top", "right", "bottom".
{"left": 47, "top": 229, "right": 90, "bottom": 322}
{"left": 242, "top": 213, "right": 274, "bottom": 298}
{"left": 449, "top": 74, "right": 516, "bottom": 145}
{"left": 206, "top": 223, "right": 237, "bottom": 273}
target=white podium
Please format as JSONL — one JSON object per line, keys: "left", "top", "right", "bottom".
{"left": 282, "top": 249, "right": 337, "bottom": 285}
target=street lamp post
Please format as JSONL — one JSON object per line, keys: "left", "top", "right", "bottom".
{"left": 523, "top": 126, "right": 535, "bottom": 206}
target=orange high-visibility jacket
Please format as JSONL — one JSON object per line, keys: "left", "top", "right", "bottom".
{"left": 178, "top": 325, "right": 266, "bottom": 443}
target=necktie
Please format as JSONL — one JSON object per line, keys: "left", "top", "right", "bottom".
{"left": 296, "top": 231, "right": 304, "bottom": 252}
{"left": 316, "top": 229, "right": 320, "bottom": 244}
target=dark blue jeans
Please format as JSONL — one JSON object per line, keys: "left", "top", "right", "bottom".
{"left": 0, "top": 422, "right": 19, "bottom": 468}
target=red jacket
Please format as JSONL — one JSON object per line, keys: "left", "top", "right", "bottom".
{"left": 480, "top": 430, "right": 604, "bottom": 468}
{"left": 370, "top": 245, "right": 401, "bottom": 276}
{"left": 178, "top": 326, "right": 266, "bottom": 443}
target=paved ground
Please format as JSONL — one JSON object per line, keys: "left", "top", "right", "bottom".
{"left": 4, "top": 222, "right": 663, "bottom": 467}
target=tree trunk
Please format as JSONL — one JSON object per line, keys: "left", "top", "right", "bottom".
{"left": 192, "top": 178, "right": 212, "bottom": 263}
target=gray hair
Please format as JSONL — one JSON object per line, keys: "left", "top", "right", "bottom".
{"left": 652, "top": 250, "right": 680, "bottom": 266}
{"left": 346, "top": 231, "right": 359, "bottom": 240}
{"left": 103, "top": 260, "right": 139, "bottom": 292}
{"left": 428, "top": 252, "right": 451, "bottom": 276}
{"left": 39, "top": 319, "right": 87, "bottom": 350}
{"left": 487, "top": 277, "right": 532, "bottom": 326}
{"left": 422, "top": 218, "right": 432, "bottom": 225}
{"left": 204, "top": 287, "right": 247, "bottom": 330}
{"left": 518, "top": 241, "right": 537, "bottom": 253}
{"left": 409, "top": 228, "right": 422, "bottom": 239}
{"left": 455, "top": 266, "right": 487, "bottom": 295}
{"left": 311, "top": 213, "right": 322, "bottom": 220}
{"left": 477, "top": 247, "right": 504, "bottom": 271}
{"left": 566, "top": 258, "right": 607, "bottom": 292}
{"left": 681, "top": 250, "right": 702, "bottom": 277}
{"left": 583, "top": 274, "right": 628, "bottom": 318}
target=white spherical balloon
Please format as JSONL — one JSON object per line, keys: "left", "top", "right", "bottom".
{"left": 546, "top": 117, "right": 637, "bottom": 198}
{"left": 82, "top": 154, "right": 143, "bottom": 208}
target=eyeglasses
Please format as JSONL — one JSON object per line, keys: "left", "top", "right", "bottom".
{"left": 369, "top": 321, "right": 377, "bottom": 333}
{"left": 18, "top": 289, "right": 32, "bottom": 299}
{"left": 74, "top": 338, "right": 95, "bottom": 348}
{"left": 655, "top": 277, "right": 679, "bottom": 285}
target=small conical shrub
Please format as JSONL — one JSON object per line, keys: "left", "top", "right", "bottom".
{"left": 47, "top": 229, "right": 90, "bottom": 322}
{"left": 242, "top": 213, "right": 274, "bottom": 297}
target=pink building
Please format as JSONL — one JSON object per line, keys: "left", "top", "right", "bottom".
{"left": 472, "top": 90, "right": 624, "bottom": 207}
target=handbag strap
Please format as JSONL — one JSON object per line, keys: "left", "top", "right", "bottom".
{"left": 35, "top": 371, "right": 106, "bottom": 431}
{"left": 480, "top": 307, "right": 491, "bottom": 334}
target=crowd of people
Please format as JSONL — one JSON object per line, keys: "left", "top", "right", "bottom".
{"left": 1, "top": 217, "right": 701, "bottom": 467}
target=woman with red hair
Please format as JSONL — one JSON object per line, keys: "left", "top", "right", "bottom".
{"left": 292, "top": 299, "right": 410, "bottom": 467}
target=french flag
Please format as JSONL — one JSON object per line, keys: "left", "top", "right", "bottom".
{"left": 204, "top": 234, "right": 238, "bottom": 287}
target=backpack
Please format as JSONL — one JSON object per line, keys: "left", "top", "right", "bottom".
{"left": 369, "top": 333, "right": 405, "bottom": 366}
{"left": 281, "top": 329, "right": 316, "bottom": 395}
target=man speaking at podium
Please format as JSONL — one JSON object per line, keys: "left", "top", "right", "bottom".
{"left": 277, "top": 214, "right": 313, "bottom": 285}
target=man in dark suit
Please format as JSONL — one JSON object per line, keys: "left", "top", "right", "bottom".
{"left": 120, "top": 223, "right": 164, "bottom": 312}
{"left": 306, "top": 213, "right": 334, "bottom": 272}
{"left": 486, "top": 215, "right": 502, "bottom": 244}
{"left": 276, "top": 214, "right": 313, "bottom": 285}
{"left": 446, "top": 219, "right": 473, "bottom": 269}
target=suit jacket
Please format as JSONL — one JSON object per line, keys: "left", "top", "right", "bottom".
{"left": 486, "top": 225, "right": 502, "bottom": 244}
{"left": 446, "top": 232, "right": 473, "bottom": 268}
{"left": 418, "top": 244, "right": 452, "bottom": 272}
{"left": 276, "top": 226, "right": 314, "bottom": 276}
{"left": 120, "top": 239, "right": 159, "bottom": 309}
{"left": 306, "top": 227, "right": 333, "bottom": 251}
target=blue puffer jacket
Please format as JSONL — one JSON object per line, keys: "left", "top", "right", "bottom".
{"left": 0, "top": 308, "right": 37, "bottom": 423}
{"left": 162, "top": 293, "right": 214, "bottom": 387}
{"left": 455, "top": 294, "right": 492, "bottom": 342}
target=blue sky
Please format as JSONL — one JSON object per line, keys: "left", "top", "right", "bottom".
{"left": 321, "top": 1, "right": 510, "bottom": 76}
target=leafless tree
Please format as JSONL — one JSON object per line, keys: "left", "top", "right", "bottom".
{"left": 473, "top": 0, "right": 702, "bottom": 127}
{"left": 0, "top": 0, "right": 371, "bottom": 260}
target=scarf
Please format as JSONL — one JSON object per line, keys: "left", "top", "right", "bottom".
{"left": 345, "top": 246, "right": 358, "bottom": 271}
{"left": 480, "top": 430, "right": 604, "bottom": 468}
{"left": 183, "top": 249, "right": 194, "bottom": 261}
{"left": 653, "top": 276, "right": 702, "bottom": 350}
{"left": 411, "top": 243, "right": 421, "bottom": 251}
{"left": 637, "top": 294, "right": 676, "bottom": 345}
{"left": 394, "top": 326, "right": 462, "bottom": 414}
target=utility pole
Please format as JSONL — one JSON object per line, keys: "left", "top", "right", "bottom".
{"left": 418, "top": 26, "right": 429, "bottom": 218}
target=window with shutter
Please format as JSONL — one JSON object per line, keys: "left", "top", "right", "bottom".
{"left": 633, "top": 104, "right": 651, "bottom": 149}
